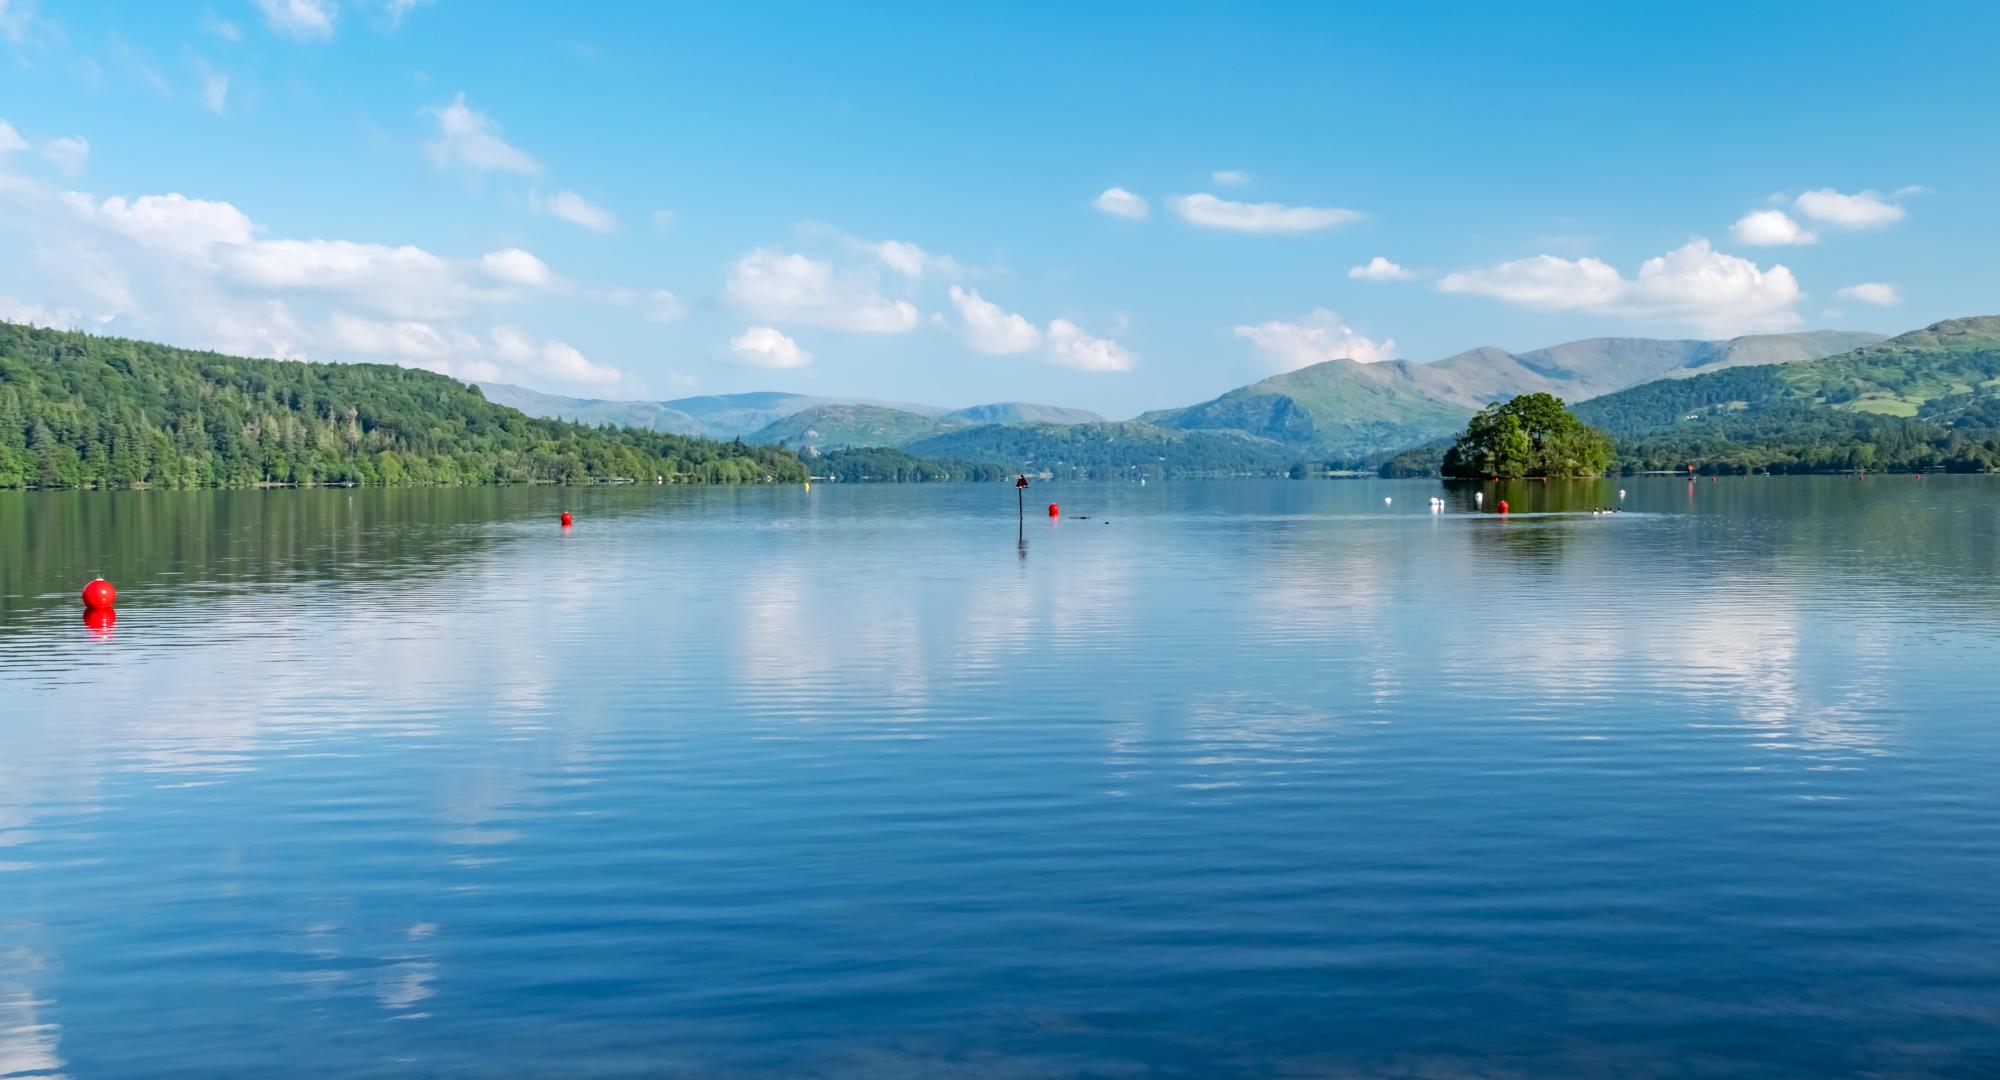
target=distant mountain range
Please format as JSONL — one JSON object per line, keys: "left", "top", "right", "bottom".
{"left": 482, "top": 330, "right": 1883, "bottom": 469}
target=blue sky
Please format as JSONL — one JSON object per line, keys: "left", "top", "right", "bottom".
{"left": 1, "top": 1, "right": 1995, "bottom": 416}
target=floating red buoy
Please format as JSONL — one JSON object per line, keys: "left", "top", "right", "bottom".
{"left": 1048, "top": 503, "right": 1059, "bottom": 518}
{"left": 560, "top": 511, "right": 573, "bottom": 528}
{"left": 1497, "top": 500, "right": 1509, "bottom": 514}
{"left": 81, "top": 578, "right": 116, "bottom": 609}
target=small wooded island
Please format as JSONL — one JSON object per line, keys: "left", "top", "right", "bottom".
{"left": 1441, "top": 394, "right": 1615, "bottom": 479}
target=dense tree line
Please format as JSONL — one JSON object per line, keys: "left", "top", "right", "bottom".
{"left": 811, "top": 447, "right": 1010, "bottom": 482}
{"left": 0, "top": 323, "right": 809, "bottom": 489}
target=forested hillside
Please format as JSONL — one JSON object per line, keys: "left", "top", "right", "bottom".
{"left": 0, "top": 323, "right": 807, "bottom": 488}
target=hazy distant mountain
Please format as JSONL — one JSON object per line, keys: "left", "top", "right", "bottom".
{"left": 905, "top": 421, "right": 1292, "bottom": 477}
{"left": 481, "top": 384, "right": 1099, "bottom": 442}
{"left": 1144, "top": 330, "right": 1883, "bottom": 458}
{"left": 478, "top": 383, "right": 713, "bottom": 437}
{"left": 943, "top": 402, "right": 1105, "bottom": 425}
{"left": 748, "top": 404, "right": 953, "bottom": 451}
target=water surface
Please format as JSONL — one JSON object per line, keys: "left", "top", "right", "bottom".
{"left": 3, "top": 478, "right": 1998, "bottom": 1077}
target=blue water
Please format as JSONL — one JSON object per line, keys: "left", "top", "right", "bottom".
{"left": 2, "top": 478, "right": 1998, "bottom": 1077}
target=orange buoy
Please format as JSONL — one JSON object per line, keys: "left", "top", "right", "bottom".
{"left": 560, "top": 511, "right": 573, "bottom": 528}
{"left": 83, "top": 606, "right": 115, "bottom": 634}
{"left": 82, "top": 578, "right": 116, "bottom": 609}
{"left": 1497, "top": 500, "right": 1509, "bottom": 514}
{"left": 1048, "top": 503, "right": 1059, "bottom": 518}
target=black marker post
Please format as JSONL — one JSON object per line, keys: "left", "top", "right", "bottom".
{"left": 1015, "top": 473, "right": 1029, "bottom": 540}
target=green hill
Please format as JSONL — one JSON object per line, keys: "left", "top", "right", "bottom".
{"left": 1574, "top": 316, "right": 2000, "bottom": 473}
{"left": 0, "top": 322, "right": 808, "bottom": 488}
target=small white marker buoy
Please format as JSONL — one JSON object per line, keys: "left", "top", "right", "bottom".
{"left": 1618, "top": 489, "right": 1627, "bottom": 499}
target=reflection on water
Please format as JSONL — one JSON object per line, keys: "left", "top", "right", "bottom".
{"left": 2, "top": 479, "right": 1999, "bottom": 1076}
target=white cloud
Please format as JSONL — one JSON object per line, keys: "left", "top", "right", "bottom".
{"left": 1169, "top": 192, "right": 1361, "bottom": 234}
{"left": 542, "top": 190, "right": 617, "bottom": 233}
{"left": 1093, "top": 187, "right": 1149, "bottom": 220}
{"left": 1439, "top": 239, "right": 1802, "bottom": 334}
{"left": 40, "top": 136, "right": 88, "bottom": 177}
{"left": 947, "top": 285, "right": 1040, "bottom": 355}
{"left": 1046, "top": 318, "right": 1136, "bottom": 372}
{"left": 0, "top": 297, "right": 84, "bottom": 329}
{"left": 61, "top": 191, "right": 257, "bottom": 257}
{"left": 1211, "top": 170, "right": 1250, "bottom": 186}
{"left": 254, "top": 0, "right": 337, "bottom": 41}
{"left": 0, "top": 120, "right": 26, "bottom": 153}
{"left": 489, "top": 325, "right": 623, "bottom": 385}
{"left": 424, "top": 93, "right": 541, "bottom": 177}
{"left": 644, "top": 289, "right": 684, "bottom": 323}
{"left": 538, "top": 341, "right": 621, "bottom": 385}
{"left": 1836, "top": 282, "right": 1902, "bottom": 306}
{"left": 1730, "top": 209, "right": 1816, "bottom": 246}
{"left": 328, "top": 310, "right": 450, "bottom": 361}
{"left": 480, "top": 247, "right": 551, "bottom": 286}
{"left": 723, "top": 247, "right": 917, "bottom": 333}
{"left": 1347, "top": 256, "right": 1415, "bottom": 281}
{"left": 1233, "top": 308, "right": 1396, "bottom": 372}
{"left": 866, "top": 238, "right": 958, "bottom": 279}
{"left": 1794, "top": 188, "right": 1905, "bottom": 229}
{"left": 727, "top": 325, "right": 812, "bottom": 369}
{"left": 220, "top": 239, "right": 472, "bottom": 318}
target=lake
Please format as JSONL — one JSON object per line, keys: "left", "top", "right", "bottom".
{"left": 3, "top": 477, "right": 1998, "bottom": 1077}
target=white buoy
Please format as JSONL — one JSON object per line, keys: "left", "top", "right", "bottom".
{"left": 1384, "top": 497, "right": 1392, "bottom": 505}
{"left": 1475, "top": 492, "right": 1484, "bottom": 504}
{"left": 1618, "top": 489, "right": 1627, "bottom": 499}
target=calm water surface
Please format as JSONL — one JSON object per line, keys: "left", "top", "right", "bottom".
{"left": 2, "top": 478, "right": 1998, "bottom": 1077}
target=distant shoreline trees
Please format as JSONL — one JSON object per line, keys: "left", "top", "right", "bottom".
{"left": 1440, "top": 393, "right": 1613, "bottom": 479}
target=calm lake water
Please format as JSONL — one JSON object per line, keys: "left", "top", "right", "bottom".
{"left": 3, "top": 478, "right": 1998, "bottom": 1077}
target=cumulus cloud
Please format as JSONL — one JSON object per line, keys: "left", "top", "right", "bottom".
{"left": 480, "top": 247, "right": 551, "bottom": 286}
{"left": 0, "top": 120, "right": 25, "bottom": 153}
{"left": 1730, "top": 209, "right": 1816, "bottom": 246}
{"left": 1348, "top": 256, "right": 1415, "bottom": 281}
{"left": 727, "top": 325, "right": 812, "bottom": 369}
{"left": 723, "top": 248, "right": 917, "bottom": 333}
{"left": 1439, "top": 239, "right": 1802, "bottom": 334}
{"left": 328, "top": 310, "right": 451, "bottom": 361}
{"left": 0, "top": 297, "right": 84, "bottom": 329}
{"left": 1794, "top": 188, "right": 1905, "bottom": 229}
{"left": 1046, "top": 318, "right": 1136, "bottom": 372}
{"left": 488, "top": 325, "right": 622, "bottom": 385}
{"left": 255, "top": 0, "right": 337, "bottom": 40}
{"left": 1211, "top": 170, "right": 1250, "bottom": 186}
{"left": 1835, "top": 282, "right": 1901, "bottom": 306}
{"left": 1093, "top": 187, "right": 1149, "bottom": 220}
{"left": 424, "top": 93, "right": 541, "bottom": 177}
{"left": 948, "top": 285, "right": 1040, "bottom": 354}
{"left": 541, "top": 190, "right": 617, "bottom": 233}
{"left": 1169, "top": 193, "right": 1361, "bottom": 233}
{"left": 60, "top": 191, "right": 257, "bottom": 257}
{"left": 1234, "top": 309, "right": 1396, "bottom": 372}
{"left": 40, "top": 136, "right": 87, "bottom": 176}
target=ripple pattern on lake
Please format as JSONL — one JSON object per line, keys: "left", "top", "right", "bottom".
{"left": 2, "top": 478, "right": 1999, "bottom": 1077}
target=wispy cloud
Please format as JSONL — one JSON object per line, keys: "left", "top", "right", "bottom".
{"left": 1168, "top": 193, "right": 1361, "bottom": 233}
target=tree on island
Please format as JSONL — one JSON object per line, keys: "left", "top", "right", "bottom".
{"left": 1441, "top": 393, "right": 1614, "bottom": 478}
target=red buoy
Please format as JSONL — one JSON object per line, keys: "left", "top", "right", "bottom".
{"left": 1048, "top": 503, "right": 1059, "bottom": 518}
{"left": 1497, "top": 500, "right": 1509, "bottom": 514}
{"left": 560, "top": 511, "right": 573, "bottom": 528}
{"left": 82, "top": 578, "right": 116, "bottom": 609}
